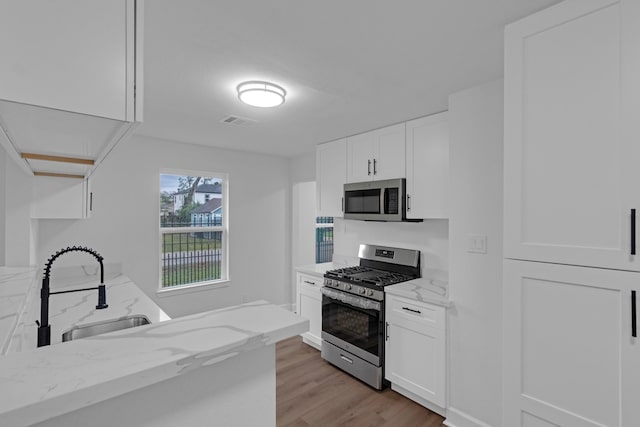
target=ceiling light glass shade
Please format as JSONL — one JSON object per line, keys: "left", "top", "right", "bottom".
{"left": 237, "top": 81, "right": 286, "bottom": 107}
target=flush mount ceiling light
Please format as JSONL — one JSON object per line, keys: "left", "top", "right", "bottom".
{"left": 237, "top": 81, "right": 286, "bottom": 108}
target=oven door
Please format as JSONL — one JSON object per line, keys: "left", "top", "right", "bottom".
{"left": 320, "top": 287, "right": 383, "bottom": 366}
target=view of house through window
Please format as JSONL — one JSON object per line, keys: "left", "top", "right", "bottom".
{"left": 160, "top": 172, "right": 227, "bottom": 288}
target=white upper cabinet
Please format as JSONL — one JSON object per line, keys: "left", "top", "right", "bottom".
{"left": 405, "top": 112, "right": 449, "bottom": 219}
{"left": 0, "top": 0, "right": 143, "bottom": 179}
{"left": 503, "top": 0, "right": 640, "bottom": 271}
{"left": 0, "top": 0, "right": 140, "bottom": 121}
{"left": 347, "top": 123, "right": 405, "bottom": 183}
{"left": 316, "top": 138, "right": 347, "bottom": 217}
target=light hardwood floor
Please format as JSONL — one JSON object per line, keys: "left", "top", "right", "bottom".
{"left": 276, "top": 336, "right": 446, "bottom": 427}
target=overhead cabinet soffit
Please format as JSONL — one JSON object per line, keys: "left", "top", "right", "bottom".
{"left": 0, "top": 0, "right": 144, "bottom": 179}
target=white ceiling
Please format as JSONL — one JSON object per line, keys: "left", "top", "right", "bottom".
{"left": 138, "top": 0, "right": 561, "bottom": 158}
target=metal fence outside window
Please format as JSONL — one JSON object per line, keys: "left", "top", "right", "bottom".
{"left": 316, "top": 217, "right": 334, "bottom": 263}
{"left": 161, "top": 217, "right": 223, "bottom": 287}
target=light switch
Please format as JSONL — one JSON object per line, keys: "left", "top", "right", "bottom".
{"left": 468, "top": 235, "right": 488, "bottom": 254}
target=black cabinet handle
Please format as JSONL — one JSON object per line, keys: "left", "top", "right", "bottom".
{"left": 407, "top": 194, "right": 411, "bottom": 211}
{"left": 402, "top": 306, "right": 421, "bottom": 314}
{"left": 631, "top": 209, "right": 636, "bottom": 255}
{"left": 385, "top": 321, "right": 389, "bottom": 341}
{"left": 368, "top": 159, "right": 371, "bottom": 175}
{"left": 632, "top": 290, "right": 637, "bottom": 338}
{"left": 373, "top": 158, "right": 377, "bottom": 175}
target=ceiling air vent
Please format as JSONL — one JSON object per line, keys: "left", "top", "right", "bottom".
{"left": 220, "top": 115, "right": 258, "bottom": 127}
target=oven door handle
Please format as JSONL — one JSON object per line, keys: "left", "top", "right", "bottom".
{"left": 321, "top": 287, "right": 381, "bottom": 312}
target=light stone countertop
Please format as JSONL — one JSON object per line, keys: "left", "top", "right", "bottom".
{"left": 0, "top": 267, "right": 38, "bottom": 354}
{"left": 385, "top": 277, "right": 450, "bottom": 307}
{"left": 3, "top": 268, "right": 171, "bottom": 354}
{"left": 0, "top": 267, "right": 307, "bottom": 427}
{"left": 295, "top": 262, "right": 338, "bottom": 277}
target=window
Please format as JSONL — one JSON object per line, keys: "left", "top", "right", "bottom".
{"left": 160, "top": 172, "right": 228, "bottom": 289}
{"left": 316, "top": 217, "right": 334, "bottom": 263}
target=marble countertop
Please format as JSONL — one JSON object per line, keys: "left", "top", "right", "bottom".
{"left": 0, "top": 300, "right": 307, "bottom": 427}
{"left": 0, "top": 267, "right": 307, "bottom": 426}
{"left": 0, "top": 267, "right": 38, "bottom": 354}
{"left": 295, "top": 262, "right": 339, "bottom": 277}
{"left": 3, "top": 268, "right": 171, "bottom": 354}
{"left": 385, "top": 277, "right": 450, "bottom": 307}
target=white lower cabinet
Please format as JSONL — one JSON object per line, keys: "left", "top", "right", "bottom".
{"left": 385, "top": 293, "right": 446, "bottom": 414}
{"left": 296, "top": 272, "right": 323, "bottom": 350}
{"left": 503, "top": 259, "right": 640, "bottom": 427}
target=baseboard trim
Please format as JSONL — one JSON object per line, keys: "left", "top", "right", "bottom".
{"left": 444, "top": 407, "right": 495, "bottom": 427}
{"left": 390, "top": 383, "right": 445, "bottom": 417}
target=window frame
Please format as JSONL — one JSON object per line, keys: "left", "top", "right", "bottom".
{"left": 157, "top": 169, "right": 229, "bottom": 294}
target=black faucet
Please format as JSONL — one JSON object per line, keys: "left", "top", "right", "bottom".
{"left": 37, "top": 246, "right": 108, "bottom": 347}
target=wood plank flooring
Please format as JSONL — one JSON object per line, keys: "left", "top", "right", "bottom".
{"left": 276, "top": 336, "right": 446, "bottom": 427}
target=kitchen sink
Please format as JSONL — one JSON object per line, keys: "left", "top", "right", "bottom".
{"left": 62, "top": 315, "right": 151, "bottom": 342}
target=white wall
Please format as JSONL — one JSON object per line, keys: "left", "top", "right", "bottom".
{"left": 446, "top": 79, "right": 503, "bottom": 427}
{"left": 3, "top": 153, "right": 36, "bottom": 267}
{"left": 35, "top": 135, "right": 292, "bottom": 318}
{"left": 333, "top": 219, "right": 449, "bottom": 279}
{"left": 0, "top": 145, "right": 5, "bottom": 266}
{"left": 289, "top": 151, "right": 315, "bottom": 184}
{"left": 290, "top": 151, "right": 317, "bottom": 306}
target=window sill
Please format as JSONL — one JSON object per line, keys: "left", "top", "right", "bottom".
{"left": 156, "top": 279, "right": 230, "bottom": 297}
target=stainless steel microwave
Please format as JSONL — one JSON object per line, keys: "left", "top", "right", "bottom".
{"left": 343, "top": 178, "right": 416, "bottom": 222}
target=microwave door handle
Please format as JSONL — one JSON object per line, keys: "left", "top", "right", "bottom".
{"left": 382, "top": 188, "right": 387, "bottom": 214}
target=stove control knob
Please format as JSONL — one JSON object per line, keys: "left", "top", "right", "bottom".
{"left": 359, "top": 288, "right": 366, "bottom": 295}
{"left": 367, "top": 289, "right": 374, "bottom": 296}
{"left": 345, "top": 284, "right": 352, "bottom": 290}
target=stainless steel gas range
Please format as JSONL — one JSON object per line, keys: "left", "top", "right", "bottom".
{"left": 321, "top": 244, "right": 420, "bottom": 389}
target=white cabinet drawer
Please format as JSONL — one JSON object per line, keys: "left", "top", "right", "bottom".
{"left": 386, "top": 294, "right": 445, "bottom": 331}
{"left": 298, "top": 273, "right": 322, "bottom": 288}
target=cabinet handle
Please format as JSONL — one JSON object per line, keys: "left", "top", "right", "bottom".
{"left": 631, "top": 209, "right": 636, "bottom": 255}
{"left": 368, "top": 159, "right": 371, "bottom": 176}
{"left": 402, "top": 306, "right": 421, "bottom": 314}
{"left": 303, "top": 280, "right": 316, "bottom": 286}
{"left": 342, "top": 197, "right": 344, "bottom": 212}
{"left": 632, "top": 290, "right": 637, "bottom": 338}
{"left": 89, "top": 192, "right": 93, "bottom": 212}
{"left": 373, "top": 158, "right": 377, "bottom": 175}
{"left": 407, "top": 194, "right": 411, "bottom": 211}
{"left": 385, "top": 321, "right": 389, "bottom": 341}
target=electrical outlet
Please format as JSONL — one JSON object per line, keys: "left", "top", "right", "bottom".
{"left": 468, "top": 235, "right": 488, "bottom": 254}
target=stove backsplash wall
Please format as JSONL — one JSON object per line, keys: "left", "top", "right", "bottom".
{"left": 332, "top": 218, "right": 449, "bottom": 280}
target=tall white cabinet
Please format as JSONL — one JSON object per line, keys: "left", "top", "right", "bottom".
{"left": 503, "top": 1, "right": 640, "bottom": 426}
{"left": 504, "top": 260, "right": 640, "bottom": 427}
{"left": 503, "top": 0, "right": 640, "bottom": 271}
